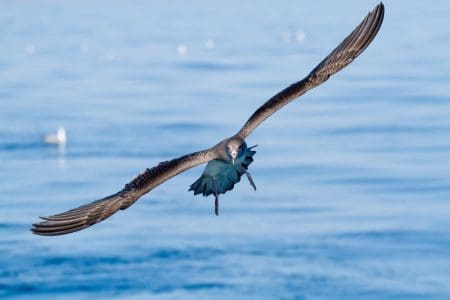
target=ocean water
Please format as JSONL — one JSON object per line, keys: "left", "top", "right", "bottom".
{"left": 1, "top": 0, "right": 450, "bottom": 299}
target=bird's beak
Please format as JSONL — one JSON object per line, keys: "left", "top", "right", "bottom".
{"left": 231, "top": 151, "right": 237, "bottom": 165}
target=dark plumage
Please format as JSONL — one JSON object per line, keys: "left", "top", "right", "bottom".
{"left": 190, "top": 145, "right": 257, "bottom": 196}
{"left": 32, "top": 3, "right": 384, "bottom": 236}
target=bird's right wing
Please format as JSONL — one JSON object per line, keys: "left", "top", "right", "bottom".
{"left": 31, "top": 148, "right": 217, "bottom": 236}
{"left": 237, "top": 3, "right": 384, "bottom": 138}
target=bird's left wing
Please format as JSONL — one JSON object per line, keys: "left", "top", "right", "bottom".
{"left": 32, "top": 148, "right": 217, "bottom": 236}
{"left": 237, "top": 2, "right": 384, "bottom": 138}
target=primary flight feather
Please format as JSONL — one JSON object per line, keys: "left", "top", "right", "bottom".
{"left": 32, "top": 3, "right": 384, "bottom": 236}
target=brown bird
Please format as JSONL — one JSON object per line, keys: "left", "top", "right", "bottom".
{"left": 32, "top": 3, "right": 384, "bottom": 236}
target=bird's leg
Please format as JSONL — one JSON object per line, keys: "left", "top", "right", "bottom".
{"left": 212, "top": 177, "right": 219, "bottom": 216}
{"left": 237, "top": 166, "right": 257, "bottom": 191}
{"left": 244, "top": 171, "right": 257, "bottom": 191}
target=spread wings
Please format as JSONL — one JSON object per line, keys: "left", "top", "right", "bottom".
{"left": 31, "top": 149, "right": 216, "bottom": 236}
{"left": 31, "top": 3, "right": 384, "bottom": 236}
{"left": 237, "top": 3, "right": 384, "bottom": 138}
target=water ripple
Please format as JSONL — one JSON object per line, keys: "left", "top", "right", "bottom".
{"left": 174, "top": 61, "right": 260, "bottom": 72}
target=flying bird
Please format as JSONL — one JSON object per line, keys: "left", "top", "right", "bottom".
{"left": 32, "top": 3, "right": 384, "bottom": 236}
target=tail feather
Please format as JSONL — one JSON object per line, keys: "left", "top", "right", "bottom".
{"left": 190, "top": 146, "right": 257, "bottom": 197}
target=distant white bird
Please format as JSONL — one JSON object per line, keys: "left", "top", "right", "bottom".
{"left": 44, "top": 127, "right": 67, "bottom": 145}
{"left": 26, "top": 44, "right": 36, "bottom": 55}
{"left": 177, "top": 44, "right": 187, "bottom": 56}
{"left": 205, "top": 39, "right": 215, "bottom": 49}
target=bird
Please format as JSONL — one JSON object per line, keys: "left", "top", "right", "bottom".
{"left": 43, "top": 127, "right": 67, "bottom": 145}
{"left": 32, "top": 3, "right": 384, "bottom": 236}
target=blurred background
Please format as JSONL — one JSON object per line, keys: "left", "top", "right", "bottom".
{"left": 1, "top": 0, "right": 450, "bottom": 299}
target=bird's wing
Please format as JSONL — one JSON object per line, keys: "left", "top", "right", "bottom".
{"left": 236, "top": 3, "right": 384, "bottom": 139}
{"left": 32, "top": 148, "right": 217, "bottom": 236}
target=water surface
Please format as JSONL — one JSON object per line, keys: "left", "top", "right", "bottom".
{"left": 1, "top": 1, "right": 450, "bottom": 299}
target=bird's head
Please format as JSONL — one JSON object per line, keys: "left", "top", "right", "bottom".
{"left": 57, "top": 127, "right": 67, "bottom": 143}
{"left": 224, "top": 137, "right": 246, "bottom": 165}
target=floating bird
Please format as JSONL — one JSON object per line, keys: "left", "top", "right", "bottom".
{"left": 32, "top": 3, "right": 384, "bottom": 236}
{"left": 43, "top": 127, "right": 67, "bottom": 145}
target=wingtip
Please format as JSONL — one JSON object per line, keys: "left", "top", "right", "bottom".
{"left": 368, "top": 2, "right": 384, "bottom": 17}
{"left": 376, "top": 2, "right": 385, "bottom": 16}
{"left": 30, "top": 226, "right": 46, "bottom": 236}
{"left": 30, "top": 221, "right": 44, "bottom": 235}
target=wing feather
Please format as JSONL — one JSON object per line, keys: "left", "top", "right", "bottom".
{"left": 31, "top": 149, "right": 216, "bottom": 236}
{"left": 237, "top": 3, "right": 384, "bottom": 138}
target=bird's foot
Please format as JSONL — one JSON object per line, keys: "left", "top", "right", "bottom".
{"left": 214, "top": 195, "right": 219, "bottom": 216}
{"left": 212, "top": 177, "right": 219, "bottom": 216}
{"left": 245, "top": 171, "right": 257, "bottom": 191}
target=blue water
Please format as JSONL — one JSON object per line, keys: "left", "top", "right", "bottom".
{"left": 1, "top": 0, "right": 450, "bottom": 299}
